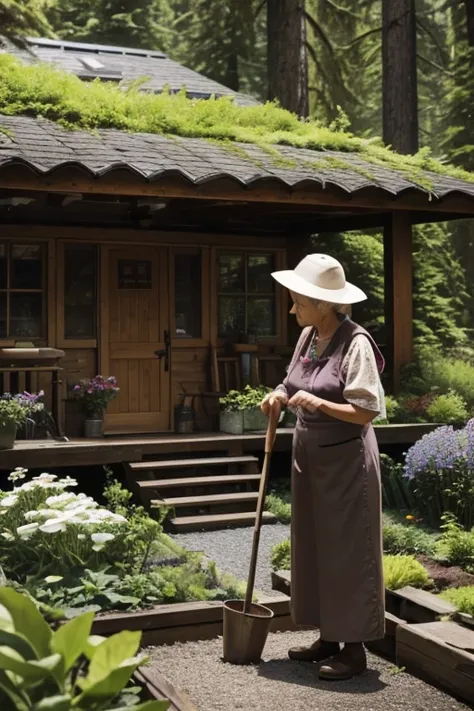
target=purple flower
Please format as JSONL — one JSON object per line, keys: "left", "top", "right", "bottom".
{"left": 404, "top": 421, "right": 473, "bottom": 481}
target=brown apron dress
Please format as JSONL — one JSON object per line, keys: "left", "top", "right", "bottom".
{"left": 283, "top": 317, "right": 385, "bottom": 643}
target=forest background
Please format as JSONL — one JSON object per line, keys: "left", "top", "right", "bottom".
{"left": 3, "top": 0, "right": 474, "bottom": 356}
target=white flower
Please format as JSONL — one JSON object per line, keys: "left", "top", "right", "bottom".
{"left": 33, "top": 473, "right": 57, "bottom": 483}
{"left": 24, "top": 510, "right": 42, "bottom": 521}
{"left": 45, "top": 493, "right": 76, "bottom": 509}
{"left": 8, "top": 468, "right": 27, "bottom": 482}
{"left": 0, "top": 495, "right": 18, "bottom": 508}
{"left": 77, "top": 534, "right": 86, "bottom": 540}
{"left": 39, "top": 518, "right": 67, "bottom": 534}
{"left": 17, "top": 523, "right": 40, "bottom": 539}
{"left": 58, "top": 476, "right": 78, "bottom": 487}
{"left": 91, "top": 532, "right": 115, "bottom": 551}
{"left": 44, "top": 575, "right": 63, "bottom": 584}
{"left": 1, "top": 532, "right": 14, "bottom": 541}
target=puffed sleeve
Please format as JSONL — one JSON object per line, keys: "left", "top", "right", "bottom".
{"left": 342, "top": 335, "right": 386, "bottom": 416}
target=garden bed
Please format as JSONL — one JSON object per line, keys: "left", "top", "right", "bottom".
{"left": 92, "top": 593, "right": 294, "bottom": 646}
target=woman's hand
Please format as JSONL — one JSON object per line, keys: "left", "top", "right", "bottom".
{"left": 261, "top": 390, "right": 288, "bottom": 416}
{"left": 288, "top": 391, "right": 323, "bottom": 413}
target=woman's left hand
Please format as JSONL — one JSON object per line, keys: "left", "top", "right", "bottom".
{"left": 288, "top": 391, "right": 323, "bottom": 413}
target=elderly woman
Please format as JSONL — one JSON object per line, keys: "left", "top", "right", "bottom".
{"left": 261, "top": 253, "right": 386, "bottom": 681}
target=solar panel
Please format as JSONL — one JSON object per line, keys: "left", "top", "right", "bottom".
{"left": 26, "top": 36, "right": 167, "bottom": 59}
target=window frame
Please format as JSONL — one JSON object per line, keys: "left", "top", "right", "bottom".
{"left": 0, "top": 240, "right": 48, "bottom": 345}
{"left": 214, "top": 248, "right": 285, "bottom": 346}
{"left": 57, "top": 241, "right": 98, "bottom": 348}
{"left": 170, "top": 246, "right": 210, "bottom": 348}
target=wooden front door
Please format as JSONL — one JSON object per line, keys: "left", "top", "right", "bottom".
{"left": 102, "top": 246, "right": 170, "bottom": 433}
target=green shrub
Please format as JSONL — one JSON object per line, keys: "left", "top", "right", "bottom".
{"left": 435, "top": 514, "right": 474, "bottom": 570}
{"left": 0, "top": 586, "right": 168, "bottom": 710}
{"left": 426, "top": 391, "right": 469, "bottom": 425}
{"left": 383, "top": 554, "right": 432, "bottom": 590}
{"left": 0, "top": 396, "right": 27, "bottom": 426}
{"left": 265, "top": 494, "right": 291, "bottom": 523}
{"left": 271, "top": 539, "right": 291, "bottom": 571}
{"left": 383, "top": 522, "right": 436, "bottom": 556}
{"left": 440, "top": 586, "right": 474, "bottom": 616}
{"left": 384, "top": 395, "right": 400, "bottom": 423}
{"left": 220, "top": 385, "right": 271, "bottom": 412}
{"left": 403, "top": 351, "right": 474, "bottom": 411}
{"left": 380, "top": 454, "right": 415, "bottom": 511}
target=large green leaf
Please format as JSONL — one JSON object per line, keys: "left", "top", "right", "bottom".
{"left": 83, "top": 635, "right": 106, "bottom": 661}
{"left": 52, "top": 612, "right": 94, "bottom": 672}
{"left": 0, "top": 646, "right": 61, "bottom": 684}
{"left": 0, "top": 668, "right": 29, "bottom": 709}
{"left": 82, "top": 631, "right": 141, "bottom": 687}
{"left": 74, "top": 660, "right": 141, "bottom": 704}
{"left": 33, "top": 694, "right": 72, "bottom": 711}
{"left": 0, "top": 604, "right": 14, "bottom": 633}
{"left": 0, "top": 630, "right": 37, "bottom": 660}
{"left": 0, "top": 588, "right": 51, "bottom": 657}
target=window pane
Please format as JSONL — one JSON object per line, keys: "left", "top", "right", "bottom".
{"left": 218, "top": 254, "right": 244, "bottom": 293}
{"left": 219, "top": 297, "right": 245, "bottom": 339}
{"left": 11, "top": 244, "right": 42, "bottom": 289}
{"left": 0, "top": 293, "right": 6, "bottom": 338}
{"left": 175, "top": 253, "right": 202, "bottom": 338}
{"left": 247, "top": 254, "right": 275, "bottom": 293}
{"left": 0, "top": 245, "right": 6, "bottom": 289}
{"left": 248, "top": 297, "right": 276, "bottom": 337}
{"left": 64, "top": 244, "right": 97, "bottom": 339}
{"left": 10, "top": 293, "right": 43, "bottom": 338}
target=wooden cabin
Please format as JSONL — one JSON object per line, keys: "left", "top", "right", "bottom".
{"left": 1, "top": 38, "right": 474, "bottom": 443}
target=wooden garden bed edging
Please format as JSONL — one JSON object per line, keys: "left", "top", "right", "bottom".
{"left": 91, "top": 593, "right": 293, "bottom": 647}
{"left": 135, "top": 668, "right": 198, "bottom": 711}
{"left": 397, "top": 621, "right": 474, "bottom": 705}
{"left": 386, "top": 586, "right": 457, "bottom": 624}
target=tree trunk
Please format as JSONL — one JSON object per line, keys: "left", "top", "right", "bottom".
{"left": 465, "top": 0, "right": 474, "bottom": 46}
{"left": 382, "top": 0, "right": 418, "bottom": 154}
{"left": 267, "top": 0, "right": 309, "bottom": 117}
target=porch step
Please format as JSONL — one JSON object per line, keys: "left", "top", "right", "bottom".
{"left": 138, "top": 473, "right": 261, "bottom": 490}
{"left": 152, "top": 492, "right": 259, "bottom": 509}
{"left": 129, "top": 455, "right": 258, "bottom": 473}
{"left": 168, "top": 510, "right": 277, "bottom": 532}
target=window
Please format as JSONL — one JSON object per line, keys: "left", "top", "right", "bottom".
{"left": 174, "top": 251, "right": 202, "bottom": 339}
{"left": 218, "top": 253, "right": 276, "bottom": 339}
{"left": 0, "top": 243, "right": 46, "bottom": 340}
{"left": 64, "top": 244, "right": 97, "bottom": 339}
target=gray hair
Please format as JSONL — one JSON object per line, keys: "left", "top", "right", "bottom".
{"left": 310, "top": 298, "right": 348, "bottom": 315}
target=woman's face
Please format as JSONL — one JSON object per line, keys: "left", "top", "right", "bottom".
{"left": 289, "top": 291, "right": 322, "bottom": 327}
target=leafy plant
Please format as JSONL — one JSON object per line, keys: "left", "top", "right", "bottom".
{"left": 271, "top": 539, "right": 290, "bottom": 571}
{"left": 220, "top": 385, "right": 271, "bottom": 412}
{"left": 0, "top": 396, "right": 27, "bottom": 427}
{"left": 384, "top": 395, "right": 399, "bottom": 423}
{"left": 434, "top": 514, "right": 474, "bottom": 571}
{"left": 426, "top": 391, "right": 469, "bottom": 425}
{"left": 380, "top": 454, "right": 415, "bottom": 512}
{"left": 73, "top": 375, "right": 120, "bottom": 418}
{"left": 383, "top": 555, "right": 432, "bottom": 591}
{"left": 265, "top": 494, "right": 291, "bottom": 524}
{"left": 383, "top": 522, "right": 436, "bottom": 557}
{"left": 0, "top": 586, "right": 168, "bottom": 710}
{"left": 403, "top": 419, "right": 474, "bottom": 528}
{"left": 440, "top": 586, "right": 474, "bottom": 617}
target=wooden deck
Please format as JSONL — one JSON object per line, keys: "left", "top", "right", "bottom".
{"left": 0, "top": 424, "right": 437, "bottom": 470}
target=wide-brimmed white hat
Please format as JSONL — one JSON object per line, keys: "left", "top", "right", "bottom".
{"left": 272, "top": 254, "right": 367, "bottom": 305}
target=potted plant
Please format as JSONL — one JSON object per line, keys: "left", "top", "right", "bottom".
{"left": 13, "top": 390, "right": 48, "bottom": 439}
{"left": 0, "top": 394, "right": 27, "bottom": 450}
{"left": 73, "top": 375, "right": 119, "bottom": 438}
{"left": 241, "top": 385, "right": 272, "bottom": 432}
{"left": 219, "top": 390, "right": 244, "bottom": 435}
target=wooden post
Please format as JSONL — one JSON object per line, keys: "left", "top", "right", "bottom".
{"left": 286, "top": 234, "right": 312, "bottom": 343}
{"left": 384, "top": 213, "right": 413, "bottom": 392}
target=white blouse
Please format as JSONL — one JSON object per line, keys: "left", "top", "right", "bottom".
{"left": 341, "top": 335, "right": 386, "bottom": 419}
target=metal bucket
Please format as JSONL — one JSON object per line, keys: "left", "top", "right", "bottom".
{"left": 223, "top": 599, "right": 274, "bottom": 665}
{"left": 84, "top": 419, "right": 103, "bottom": 438}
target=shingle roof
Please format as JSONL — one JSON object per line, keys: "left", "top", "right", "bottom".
{"left": 1, "top": 114, "right": 474, "bottom": 204}
{"left": 0, "top": 37, "right": 257, "bottom": 106}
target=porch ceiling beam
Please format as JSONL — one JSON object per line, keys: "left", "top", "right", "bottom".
{"left": 0, "top": 167, "right": 474, "bottom": 216}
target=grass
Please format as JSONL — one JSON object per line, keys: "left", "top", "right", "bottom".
{"left": 440, "top": 586, "right": 474, "bottom": 616}
{"left": 1, "top": 54, "right": 474, "bottom": 189}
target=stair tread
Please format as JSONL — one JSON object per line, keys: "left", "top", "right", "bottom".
{"left": 153, "top": 492, "right": 259, "bottom": 507}
{"left": 170, "top": 511, "right": 276, "bottom": 527}
{"left": 130, "top": 455, "right": 258, "bottom": 472}
{"left": 139, "top": 474, "right": 261, "bottom": 489}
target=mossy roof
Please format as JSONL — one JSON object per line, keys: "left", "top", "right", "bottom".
{"left": 1, "top": 54, "right": 474, "bottom": 203}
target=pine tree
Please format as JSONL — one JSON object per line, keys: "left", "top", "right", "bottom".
{"left": 0, "top": 0, "right": 52, "bottom": 43}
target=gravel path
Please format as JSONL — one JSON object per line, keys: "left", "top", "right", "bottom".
{"left": 172, "top": 523, "right": 290, "bottom": 592}
{"left": 148, "top": 630, "right": 469, "bottom": 711}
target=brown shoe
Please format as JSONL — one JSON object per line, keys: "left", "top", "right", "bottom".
{"left": 288, "top": 639, "right": 339, "bottom": 662}
{"left": 318, "top": 644, "right": 367, "bottom": 680}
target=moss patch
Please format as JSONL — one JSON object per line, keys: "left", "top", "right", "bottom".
{"left": 1, "top": 54, "right": 474, "bottom": 189}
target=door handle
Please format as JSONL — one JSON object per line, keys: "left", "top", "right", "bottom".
{"left": 155, "top": 330, "right": 170, "bottom": 372}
